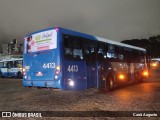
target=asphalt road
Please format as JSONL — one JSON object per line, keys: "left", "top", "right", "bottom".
{"left": 0, "top": 67, "right": 159, "bottom": 119}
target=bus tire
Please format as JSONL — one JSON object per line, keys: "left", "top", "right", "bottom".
{"left": 17, "top": 72, "right": 22, "bottom": 79}
{"left": 106, "top": 75, "right": 114, "bottom": 91}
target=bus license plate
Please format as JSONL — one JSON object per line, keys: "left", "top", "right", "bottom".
{"left": 36, "top": 72, "right": 43, "bottom": 76}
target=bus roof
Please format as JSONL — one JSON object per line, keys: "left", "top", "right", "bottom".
{"left": 26, "top": 27, "right": 146, "bottom": 52}
{"left": 60, "top": 27, "right": 146, "bottom": 52}
{"left": 95, "top": 36, "right": 146, "bottom": 51}
{"left": 151, "top": 58, "right": 160, "bottom": 61}
{"left": 0, "top": 58, "right": 23, "bottom": 62}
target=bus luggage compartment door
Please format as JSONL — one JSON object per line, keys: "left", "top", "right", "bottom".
{"left": 63, "top": 61, "right": 87, "bottom": 90}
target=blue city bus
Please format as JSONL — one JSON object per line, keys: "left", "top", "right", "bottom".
{"left": 23, "top": 27, "right": 148, "bottom": 91}
{"left": 0, "top": 58, "right": 23, "bottom": 78}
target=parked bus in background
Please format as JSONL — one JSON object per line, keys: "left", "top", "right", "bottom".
{"left": 0, "top": 58, "right": 23, "bottom": 78}
{"left": 23, "top": 27, "right": 149, "bottom": 91}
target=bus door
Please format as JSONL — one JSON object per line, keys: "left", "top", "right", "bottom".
{"left": 84, "top": 48, "right": 98, "bottom": 89}
{"left": 0, "top": 62, "right": 8, "bottom": 77}
{"left": 126, "top": 49, "right": 134, "bottom": 82}
{"left": 7, "top": 61, "right": 14, "bottom": 77}
{"left": 129, "top": 63, "right": 134, "bottom": 81}
{"left": 63, "top": 48, "right": 87, "bottom": 90}
{"left": 63, "top": 35, "right": 97, "bottom": 90}
{"left": 64, "top": 60, "right": 87, "bottom": 90}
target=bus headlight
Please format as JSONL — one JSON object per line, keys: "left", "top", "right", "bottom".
{"left": 69, "top": 80, "right": 75, "bottom": 87}
{"left": 118, "top": 74, "right": 125, "bottom": 80}
{"left": 143, "top": 71, "right": 148, "bottom": 77}
{"left": 55, "top": 75, "right": 58, "bottom": 79}
{"left": 151, "top": 63, "right": 157, "bottom": 67}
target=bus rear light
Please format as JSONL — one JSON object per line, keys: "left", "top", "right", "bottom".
{"left": 56, "top": 66, "right": 60, "bottom": 71}
{"left": 22, "top": 68, "right": 26, "bottom": 72}
{"left": 55, "top": 66, "right": 60, "bottom": 75}
{"left": 22, "top": 68, "right": 26, "bottom": 76}
{"left": 55, "top": 70, "right": 59, "bottom": 75}
{"left": 23, "top": 72, "right": 26, "bottom": 76}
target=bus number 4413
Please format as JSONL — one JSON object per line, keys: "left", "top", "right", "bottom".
{"left": 43, "top": 63, "right": 55, "bottom": 69}
{"left": 68, "top": 65, "right": 78, "bottom": 72}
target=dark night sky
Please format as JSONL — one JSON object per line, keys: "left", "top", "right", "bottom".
{"left": 0, "top": 0, "right": 160, "bottom": 50}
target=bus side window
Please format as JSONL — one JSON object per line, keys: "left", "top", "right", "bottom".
{"left": 132, "top": 50, "right": 140, "bottom": 63}
{"left": 65, "top": 48, "right": 73, "bottom": 60}
{"left": 83, "top": 49, "right": 90, "bottom": 60}
{"left": 81, "top": 41, "right": 89, "bottom": 62}
{"left": 63, "top": 35, "right": 73, "bottom": 60}
{"left": 107, "top": 44, "right": 117, "bottom": 61}
{"left": 97, "top": 42, "right": 105, "bottom": 62}
{"left": 7, "top": 61, "right": 13, "bottom": 68}
{"left": 81, "top": 38, "right": 97, "bottom": 64}
{"left": 3, "top": 62, "right": 7, "bottom": 68}
{"left": 90, "top": 49, "right": 96, "bottom": 64}
{"left": 140, "top": 52, "right": 145, "bottom": 63}
{"left": 63, "top": 34, "right": 83, "bottom": 61}
{"left": 14, "top": 61, "right": 18, "bottom": 67}
{"left": 7, "top": 62, "right": 10, "bottom": 68}
{"left": 10, "top": 61, "right": 13, "bottom": 68}
{"left": 0, "top": 62, "right": 3, "bottom": 68}
{"left": 117, "top": 46, "right": 124, "bottom": 61}
{"left": 124, "top": 48, "right": 132, "bottom": 63}
{"left": 73, "top": 49, "right": 83, "bottom": 60}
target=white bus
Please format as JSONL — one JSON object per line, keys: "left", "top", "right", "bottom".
{"left": 0, "top": 58, "right": 23, "bottom": 78}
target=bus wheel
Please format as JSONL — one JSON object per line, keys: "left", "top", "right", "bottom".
{"left": 106, "top": 75, "right": 114, "bottom": 91}
{"left": 17, "top": 72, "right": 22, "bottom": 79}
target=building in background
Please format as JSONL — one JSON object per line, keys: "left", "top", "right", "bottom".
{"left": 2, "top": 39, "right": 23, "bottom": 55}
{"left": 0, "top": 54, "right": 23, "bottom": 60}
{"left": 0, "top": 39, "right": 23, "bottom": 60}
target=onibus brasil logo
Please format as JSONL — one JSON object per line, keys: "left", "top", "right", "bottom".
{"left": 1, "top": 112, "right": 42, "bottom": 118}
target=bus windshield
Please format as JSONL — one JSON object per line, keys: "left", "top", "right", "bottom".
{"left": 25, "top": 29, "right": 57, "bottom": 53}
